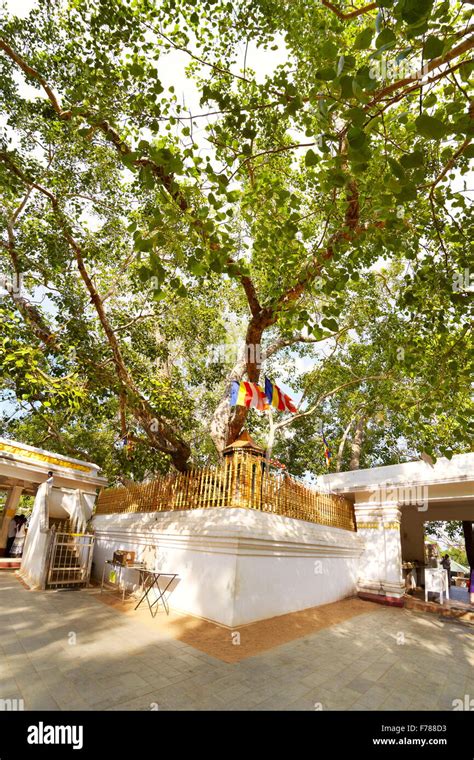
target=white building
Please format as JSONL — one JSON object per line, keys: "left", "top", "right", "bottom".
{"left": 2, "top": 434, "right": 472, "bottom": 625}
{"left": 0, "top": 437, "right": 106, "bottom": 588}
{"left": 318, "top": 453, "right": 474, "bottom": 605}
{"left": 92, "top": 441, "right": 474, "bottom": 625}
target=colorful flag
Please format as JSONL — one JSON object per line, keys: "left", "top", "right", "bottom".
{"left": 230, "top": 381, "right": 269, "bottom": 411}
{"left": 322, "top": 431, "right": 331, "bottom": 468}
{"left": 264, "top": 378, "right": 298, "bottom": 414}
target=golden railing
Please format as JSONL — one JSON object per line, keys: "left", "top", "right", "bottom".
{"left": 95, "top": 452, "right": 356, "bottom": 532}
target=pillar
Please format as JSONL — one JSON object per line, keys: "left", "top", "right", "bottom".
{"left": 0, "top": 486, "right": 23, "bottom": 556}
{"left": 354, "top": 501, "right": 405, "bottom": 606}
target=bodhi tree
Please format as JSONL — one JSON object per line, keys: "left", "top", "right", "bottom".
{"left": 266, "top": 266, "right": 473, "bottom": 475}
{"left": 0, "top": 0, "right": 472, "bottom": 475}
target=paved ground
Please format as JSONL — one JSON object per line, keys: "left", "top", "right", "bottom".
{"left": 449, "top": 586, "right": 470, "bottom": 604}
{"left": 1, "top": 573, "right": 473, "bottom": 711}
{"left": 98, "top": 589, "right": 376, "bottom": 663}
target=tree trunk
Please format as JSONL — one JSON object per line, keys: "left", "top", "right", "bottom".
{"left": 336, "top": 418, "right": 354, "bottom": 472}
{"left": 209, "top": 309, "right": 276, "bottom": 454}
{"left": 349, "top": 416, "right": 366, "bottom": 471}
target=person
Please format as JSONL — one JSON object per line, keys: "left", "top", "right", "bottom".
{"left": 6, "top": 516, "right": 20, "bottom": 557}
{"left": 441, "top": 553, "right": 452, "bottom": 586}
{"left": 10, "top": 515, "right": 27, "bottom": 558}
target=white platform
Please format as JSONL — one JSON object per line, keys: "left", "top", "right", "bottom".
{"left": 92, "top": 508, "right": 364, "bottom": 627}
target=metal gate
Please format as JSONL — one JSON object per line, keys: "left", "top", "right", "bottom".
{"left": 46, "top": 529, "right": 95, "bottom": 589}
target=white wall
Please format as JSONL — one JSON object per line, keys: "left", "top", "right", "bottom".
{"left": 92, "top": 508, "right": 364, "bottom": 626}
{"left": 20, "top": 483, "right": 52, "bottom": 589}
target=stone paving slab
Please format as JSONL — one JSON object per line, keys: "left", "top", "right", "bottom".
{"left": 0, "top": 573, "right": 473, "bottom": 711}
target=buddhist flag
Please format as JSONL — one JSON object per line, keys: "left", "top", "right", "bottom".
{"left": 230, "top": 381, "right": 269, "bottom": 411}
{"left": 264, "top": 378, "right": 298, "bottom": 413}
{"left": 322, "top": 431, "right": 331, "bottom": 468}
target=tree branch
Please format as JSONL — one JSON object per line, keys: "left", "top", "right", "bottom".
{"left": 321, "top": 1, "right": 377, "bottom": 20}
{"left": 0, "top": 151, "right": 191, "bottom": 469}
{"left": 0, "top": 38, "right": 70, "bottom": 118}
{"left": 273, "top": 373, "right": 389, "bottom": 432}
{"left": 367, "top": 36, "right": 474, "bottom": 108}
{"left": 0, "top": 37, "right": 265, "bottom": 322}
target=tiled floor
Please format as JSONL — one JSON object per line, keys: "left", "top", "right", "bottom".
{"left": 1, "top": 573, "right": 473, "bottom": 711}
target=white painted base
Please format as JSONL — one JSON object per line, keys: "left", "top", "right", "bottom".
{"left": 357, "top": 578, "right": 406, "bottom": 599}
{"left": 92, "top": 508, "right": 364, "bottom": 627}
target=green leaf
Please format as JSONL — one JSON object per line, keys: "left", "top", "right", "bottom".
{"left": 129, "top": 62, "right": 144, "bottom": 77}
{"left": 423, "top": 93, "right": 437, "bottom": 108}
{"left": 346, "top": 107, "right": 366, "bottom": 127}
{"left": 321, "top": 41, "right": 338, "bottom": 58}
{"left": 137, "top": 266, "right": 151, "bottom": 283}
{"left": 353, "top": 27, "right": 373, "bottom": 50}
{"left": 415, "top": 113, "right": 447, "bottom": 139}
{"left": 400, "top": 150, "right": 424, "bottom": 168}
{"left": 375, "top": 29, "right": 396, "bottom": 49}
{"left": 305, "top": 149, "right": 319, "bottom": 167}
{"left": 400, "top": 0, "right": 434, "bottom": 26}
{"left": 315, "top": 67, "right": 337, "bottom": 81}
{"left": 322, "top": 318, "right": 338, "bottom": 332}
{"left": 388, "top": 157, "right": 406, "bottom": 180}
{"left": 135, "top": 235, "right": 153, "bottom": 252}
{"left": 347, "top": 126, "right": 366, "bottom": 149}
{"left": 423, "top": 35, "right": 444, "bottom": 59}
{"left": 340, "top": 75, "right": 354, "bottom": 98}
{"left": 352, "top": 80, "right": 365, "bottom": 100}
{"left": 328, "top": 170, "right": 347, "bottom": 187}
{"left": 351, "top": 162, "right": 369, "bottom": 174}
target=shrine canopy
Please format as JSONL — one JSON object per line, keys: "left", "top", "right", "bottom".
{"left": 0, "top": 436, "right": 107, "bottom": 562}
{"left": 0, "top": 436, "right": 106, "bottom": 495}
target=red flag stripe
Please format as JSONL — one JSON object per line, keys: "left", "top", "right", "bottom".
{"left": 277, "top": 387, "right": 285, "bottom": 412}
{"left": 243, "top": 381, "right": 253, "bottom": 407}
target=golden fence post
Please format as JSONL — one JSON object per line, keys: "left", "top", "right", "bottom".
{"left": 94, "top": 459, "right": 356, "bottom": 531}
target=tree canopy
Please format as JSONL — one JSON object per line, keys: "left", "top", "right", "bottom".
{"left": 0, "top": 0, "right": 472, "bottom": 480}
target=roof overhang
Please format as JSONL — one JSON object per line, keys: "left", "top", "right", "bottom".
{"left": 0, "top": 437, "right": 107, "bottom": 493}
{"left": 318, "top": 453, "right": 474, "bottom": 500}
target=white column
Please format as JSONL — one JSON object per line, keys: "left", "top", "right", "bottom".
{"left": 0, "top": 486, "right": 23, "bottom": 554}
{"left": 355, "top": 501, "right": 405, "bottom": 602}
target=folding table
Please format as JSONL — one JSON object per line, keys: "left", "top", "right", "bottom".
{"left": 134, "top": 571, "right": 178, "bottom": 618}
